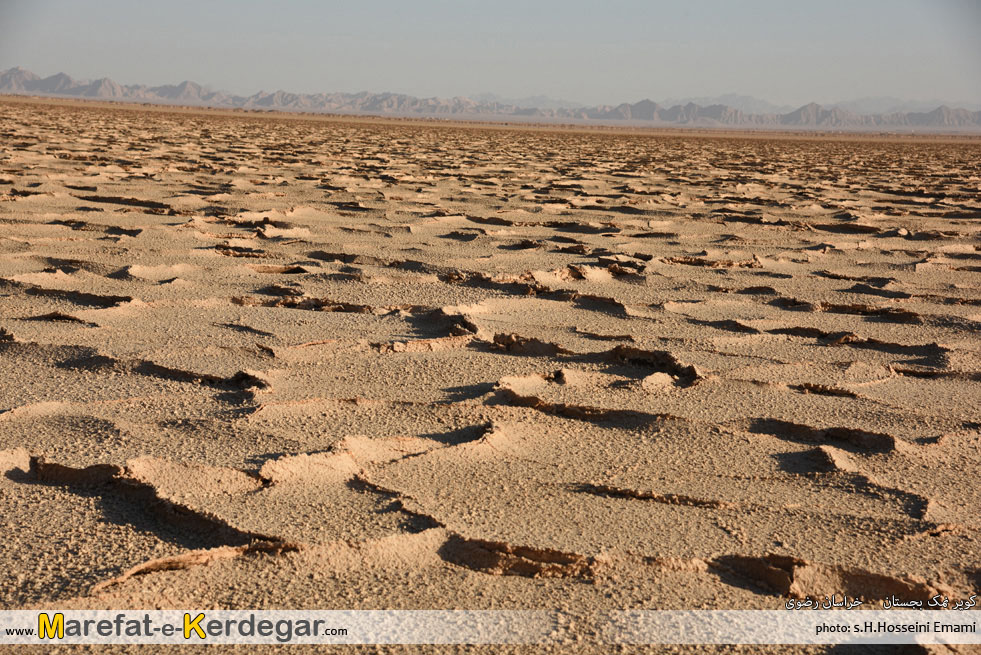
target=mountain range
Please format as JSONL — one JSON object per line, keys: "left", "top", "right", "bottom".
{"left": 3, "top": 67, "right": 980, "bottom": 131}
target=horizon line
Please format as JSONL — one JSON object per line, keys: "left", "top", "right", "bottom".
{"left": 4, "top": 65, "right": 981, "bottom": 115}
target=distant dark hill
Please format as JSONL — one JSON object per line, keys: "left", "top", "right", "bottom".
{"left": 2, "top": 67, "right": 979, "bottom": 132}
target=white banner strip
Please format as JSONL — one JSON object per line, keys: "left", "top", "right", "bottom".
{"left": 606, "top": 610, "right": 980, "bottom": 645}
{"left": 0, "top": 609, "right": 978, "bottom": 645}
{"left": 0, "top": 610, "right": 556, "bottom": 645}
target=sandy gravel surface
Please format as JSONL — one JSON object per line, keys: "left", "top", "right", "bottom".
{"left": 1, "top": 98, "right": 979, "bottom": 654}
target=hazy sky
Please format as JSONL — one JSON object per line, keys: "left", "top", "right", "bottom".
{"left": 1, "top": 0, "right": 979, "bottom": 106}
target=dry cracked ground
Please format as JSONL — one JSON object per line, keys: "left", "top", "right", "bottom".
{"left": 1, "top": 98, "right": 980, "bottom": 654}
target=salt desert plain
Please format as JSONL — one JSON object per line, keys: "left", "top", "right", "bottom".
{"left": 1, "top": 97, "right": 980, "bottom": 652}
